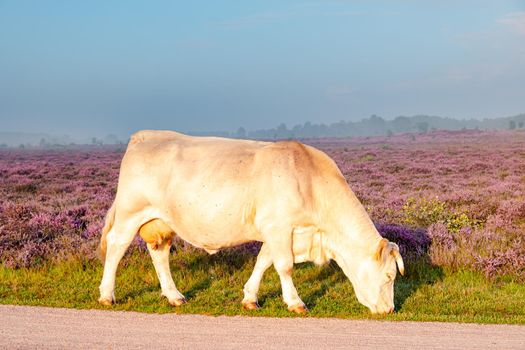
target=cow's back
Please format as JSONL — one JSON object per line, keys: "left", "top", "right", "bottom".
{"left": 121, "top": 130, "right": 269, "bottom": 190}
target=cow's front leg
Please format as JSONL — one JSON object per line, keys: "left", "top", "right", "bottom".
{"left": 242, "top": 243, "right": 272, "bottom": 310}
{"left": 273, "top": 256, "right": 307, "bottom": 313}
{"left": 147, "top": 241, "right": 186, "bottom": 306}
{"left": 265, "top": 231, "right": 307, "bottom": 314}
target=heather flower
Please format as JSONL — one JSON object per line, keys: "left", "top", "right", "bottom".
{"left": 1, "top": 131, "right": 524, "bottom": 278}
{"left": 376, "top": 223, "right": 430, "bottom": 260}
{"left": 427, "top": 223, "right": 455, "bottom": 249}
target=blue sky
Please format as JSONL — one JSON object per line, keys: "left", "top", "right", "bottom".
{"left": 1, "top": 0, "right": 524, "bottom": 138}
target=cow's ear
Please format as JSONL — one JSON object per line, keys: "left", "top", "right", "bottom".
{"left": 374, "top": 238, "right": 389, "bottom": 261}
{"left": 389, "top": 243, "right": 405, "bottom": 276}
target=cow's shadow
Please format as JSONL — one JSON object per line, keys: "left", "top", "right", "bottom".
{"left": 120, "top": 285, "right": 158, "bottom": 301}
{"left": 133, "top": 239, "right": 443, "bottom": 313}
{"left": 181, "top": 246, "right": 346, "bottom": 309}
{"left": 175, "top": 242, "right": 262, "bottom": 300}
{"left": 292, "top": 261, "right": 346, "bottom": 309}
{"left": 256, "top": 259, "right": 443, "bottom": 312}
{"left": 394, "top": 261, "right": 444, "bottom": 311}
{"left": 254, "top": 261, "right": 345, "bottom": 308}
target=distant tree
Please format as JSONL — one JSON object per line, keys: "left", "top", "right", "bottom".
{"left": 292, "top": 124, "right": 303, "bottom": 137}
{"left": 235, "top": 127, "right": 246, "bottom": 139}
{"left": 0, "top": 143, "right": 8, "bottom": 149}
{"left": 519, "top": 121, "right": 524, "bottom": 129}
{"left": 509, "top": 120, "right": 516, "bottom": 130}
{"left": 416, "top": 121, "right": 429, "bottom": 133}
{"left": 392, "top": 116, "right": 412, "bottom": 133}
{"left": 104, "top": 134, "right": 119, "bottom": 144}
{"left": 366, "top": 115, "right": 386, "bottom": 135}
{"left": 39, "top": 138, "right": 48, "bottom": 148}
{"left": 275, "top": 123, "right": 290, "bottom": 139}
{"left": 302, "top": 121, "right": 314, "bottom": 138}
{"left": 386, "top": 129, "right": 393, "bottom": 137}
{"left": 91, "top": 137, "right": 103, "bottom": 146}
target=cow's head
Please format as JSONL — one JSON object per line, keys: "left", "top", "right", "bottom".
{"left": 351, "top": 238, "right": 405, "bottom": 314}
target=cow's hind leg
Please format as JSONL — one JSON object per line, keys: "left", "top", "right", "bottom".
{"left": 147, "top": 241, "right": 186, "bottom": 306}
{"left": 98, "top": 218, "right": 141, "bottom": 305}
{"left": 263, "top": 226, "right": 307, "bottom": 314}
{"left": 242, "top": 243, "right": 272, "bottom": 310}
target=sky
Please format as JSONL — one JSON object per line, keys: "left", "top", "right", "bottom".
{"left": 1, "top": 0, "right": 524, "bottom": 138}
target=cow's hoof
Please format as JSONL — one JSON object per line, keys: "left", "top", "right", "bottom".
{"left": 288, "top": 304, "right": 308, "bottom": 314}
{"left": 168, "top": 297, "right": 187, "bottom": 307}
{"left": 98, "top": 297, "right": 114, "bottom": 306}
{"left": 242, "top": 301, "right": 260, "bottom": 310}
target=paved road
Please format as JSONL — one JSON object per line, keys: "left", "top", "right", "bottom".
{"left": 1, "top": 305, "right": 524, "bottom": 349}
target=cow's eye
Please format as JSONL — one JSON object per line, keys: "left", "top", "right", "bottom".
{"left": 386, "top": 273, "right": 394, "bottom": 281}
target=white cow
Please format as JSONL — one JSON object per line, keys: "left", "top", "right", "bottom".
{"left": 98, "top": 130, "right": 404, "bottom": 314}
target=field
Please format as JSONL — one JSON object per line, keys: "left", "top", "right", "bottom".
{"left": 1, "top": 130, "right": 525, "bottom": 323}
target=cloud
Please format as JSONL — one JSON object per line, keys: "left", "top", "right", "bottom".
{"left": 498, "top": 11, "right": 525, "bottom": 37}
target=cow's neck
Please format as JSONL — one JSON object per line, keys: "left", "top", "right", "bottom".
{"left": 322, "top": 188, "right": 382, "bottom": 280}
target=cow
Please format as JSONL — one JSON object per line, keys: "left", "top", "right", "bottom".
{"left": 98, "top": 130, "right": 404, "bottom": 314}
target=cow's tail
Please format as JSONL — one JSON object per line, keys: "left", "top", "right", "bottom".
{"left": 98, "top": 201, "right": 116, "bottom": 265}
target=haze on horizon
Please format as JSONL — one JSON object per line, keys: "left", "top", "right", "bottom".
{"left": 1, "top": 1, "right": 524, "bottom": 139}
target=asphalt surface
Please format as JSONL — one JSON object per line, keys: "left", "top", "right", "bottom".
{"left": 1, "top": 304, "right": 524, "bottom": 349}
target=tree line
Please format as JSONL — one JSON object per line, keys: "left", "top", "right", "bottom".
{"left": 232, "top": 113, "right": 525, "bottom": 139}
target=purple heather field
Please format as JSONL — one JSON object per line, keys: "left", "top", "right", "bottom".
{"left": 1, "top": 130, "right": 524, "bottom": 278}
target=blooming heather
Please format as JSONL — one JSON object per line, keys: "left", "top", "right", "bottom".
{"left": 1, "top": 130, "right": 524, "bottom": 278}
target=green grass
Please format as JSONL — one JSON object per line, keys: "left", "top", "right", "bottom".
{"left": 1, "top": 248, "right": 524, "bottom": 324}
